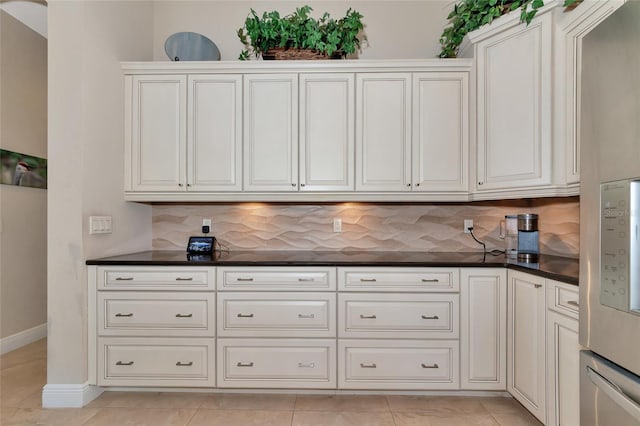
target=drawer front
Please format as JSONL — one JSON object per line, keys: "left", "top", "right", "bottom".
{"left": 218, "top": 293, "right": 335, "bottom": 337}
{"left": 217, "top": 338, "right": 336, "bottom": 388}
{"left": 339, "top": 340, "right": 459, "bottom": 390}
{"left": 547, "top": 279, "right": 579, "bottom": 319}
{"left": 217, "top": 267, "right": 336, "bottom": 291}
{"left": 99, "top": 266, "right": 215, "bottom": 291}
{"left": 339, "top": 294, "right": 459, "bottom": 339}
{"left": 338, "top": 267, "right": 459, "bottom": 292}
{"left": 98, "top": 337, "right": 214, "bottom": 387}
{"left": 98, "top": 292, "right": 214, "bottom": 337}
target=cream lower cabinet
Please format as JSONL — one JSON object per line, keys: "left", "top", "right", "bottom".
{"left": 216, "top": 267, "right": 337, "bottom": 388}
{"left": 460, "top": 268, "right": 507, "bottom": 390}
{"left": 337, "top": 267, "right": 460, "bottom": 390}
{"left": 89, "top": 266, "right": 216, "bottom": 387}
{"left": 507, "top": 270, "right": 547, "bottom": 423}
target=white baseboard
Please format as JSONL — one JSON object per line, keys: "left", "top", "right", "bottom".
{"left": 0, "top": 323, "right": 47, "bottom": 355}
{"left": 42, "top": 383, "right": 104, "bottom": 408}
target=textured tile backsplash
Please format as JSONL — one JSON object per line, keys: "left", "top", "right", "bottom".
{"left": 153, "top": 197, "right": 579, "bottom": 257}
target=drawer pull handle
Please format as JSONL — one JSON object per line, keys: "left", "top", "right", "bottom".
{"left": 567, "top": 300, "right": 580, "bottom": 308}
{"left": 534, "top": 284, "right": 543, "bottom": 288}
{"left": 421, "top": 315, "right": 439, "bottom": 320}
{"left": 175, "top": 277, "right": 193, "bottom": 281}
{"left": 298, "top": 278, "right": 315, "bottom": 282}
{"left": 175, "top": 313, "right": 193, "bottom": 318}
{"left": 298, "top": 314, "right": 315, "bottom": 319}
{"left": 360, "top": 278, "right": 377, "bottom": 282}
{"left": 115, "top": 313, "right": 134, "bottom": 317}
{"left": 176, "top": 361, "right": 193, "bottom": 367}
{"left": 237, "top": 362, "right": 254, "bottom": 367}
{"left": 115, "top": 277, "right": 134, "bottom": 281}
{"left": 237, "top": 278, "right": 254, "bottom": 282}
{"left": 360, "top": 363, "right": 377, "bottom": 368}
{"left": 360, "top": 314, "right": 377, "bottom": 319}
{"left": 116, "top": 361, "right": 134, "bottom": 366}
{"left": 237, "top": 313, "right": 254, "bottom": 318}
{"left": 298, "top": 362, "right": 315, "bottom": 368}
{"left": 421, "top": 278, "right": 440, "bottom": 283}
{"left": 421, "top": 363, "right": 439, "bottom": 369}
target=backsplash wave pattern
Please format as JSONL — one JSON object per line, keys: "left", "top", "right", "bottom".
{"left": 153, "top": 197, "right": 579, "bottom": 257}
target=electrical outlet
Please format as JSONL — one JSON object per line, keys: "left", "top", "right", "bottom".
{"left": 89, "top": 215, "right": 112, "bottom": 234}
{"left": 464, "top": 219, "right": 473, "bottom": 234}
{"left": 333, "top": 218, "right": 342, "bottom": 233}
{"left": 202, "top": 218, "right": 212, "bottom": 227}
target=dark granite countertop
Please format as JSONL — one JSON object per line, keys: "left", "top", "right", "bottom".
{"left": 87, "top": 250, "right": 579, "bottom": 286}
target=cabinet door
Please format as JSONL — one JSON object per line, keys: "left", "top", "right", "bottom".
{"left": 128, "top": 75, "right": 186, "bottom": 191}
{"left": 188, "top": 75, "right": 242, "bottom": 191}
{"left": 356, "top": 73, "right": 411, "bottom": 191}
{"left": 243, "top": 74, "right": 298, "bottom": 191}
{"left": 299, "top": 73, "right": 354, "bottom": 191}
{"left": 460, "top": 268, "right": 506, "bottom": 390}
{"left": 412, "top": 72, "right": 469, "bottom": 192}
{"left": 507, "top": 270, "right": 546, "bottom": 422}
{"left": 546, "top": 310, "right": 580, "bottom": 426}
{"left": 475, "top": 11, "right": 552, "bottom": 192}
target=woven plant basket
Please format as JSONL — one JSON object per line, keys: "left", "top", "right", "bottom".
{"left": 262, "top": 47, "right": 343, "bottom": 60}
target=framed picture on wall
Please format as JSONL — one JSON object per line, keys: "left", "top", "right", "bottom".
{"left": 0, "top": 149, "right": 47, "bottom": 189}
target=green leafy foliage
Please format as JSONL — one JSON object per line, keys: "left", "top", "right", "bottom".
{"left": 439, "top": 0, "right": 555, "bottom": 58}
{"left": 237, "top": 6, "right": 365, "bottom": 60}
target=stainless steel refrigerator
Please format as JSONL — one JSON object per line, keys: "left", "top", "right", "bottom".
{"left": 580, "top": 2, "right": 640, "bottom": 425}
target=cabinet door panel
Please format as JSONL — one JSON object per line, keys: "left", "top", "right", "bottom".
{"left": 300, "top": 74, "right": 354, "bottom": 191}
{"left": 476, "top": 12, "right": 552, "bottom": 191}
{"left": 413, "top": 73, "right": 468, "bottom": 192}
{"left": 130, "top": 75, "right": 186, "bottom": 191}
{"left": 188, "top": 75, "right": 242, "bottom": 191}
{"left": 356, "top": 74, "right": 411, "bottom": 191}
{"left": 243, "top": 74, "right": 298, "bottom": 191}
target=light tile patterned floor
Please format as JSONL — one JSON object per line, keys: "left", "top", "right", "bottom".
{"left": 1, "top": 339, "right": 542, "bottom": 425}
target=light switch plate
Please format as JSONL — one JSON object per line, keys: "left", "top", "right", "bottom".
{"left": 89, "top": 216, "right": 112, "bottom": 234}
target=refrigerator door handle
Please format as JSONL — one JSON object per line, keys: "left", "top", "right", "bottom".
{"left": 587, "top": 365, "right": 640, "bottom": 421}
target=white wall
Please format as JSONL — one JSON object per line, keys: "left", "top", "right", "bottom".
{"left": 47, "top": 1, "right": 154, "bottom": 384}
{"left": 152, "top": 1, "right": 452, "bottom": 61}
{"left": 0, "top": 11, "right": 48, "bottom": 342}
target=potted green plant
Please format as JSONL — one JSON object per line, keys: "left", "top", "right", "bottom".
{"left": 237, "top": 5, "right": 365, "bottom": 60}
{"left": 439, "top": 0, "right": 582, "bottom": 58}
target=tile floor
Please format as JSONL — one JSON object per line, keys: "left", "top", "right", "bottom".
{"left": 1, "top": 339, "right": 542, "bottom": 425}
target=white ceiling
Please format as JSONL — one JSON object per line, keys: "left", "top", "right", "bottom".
{"left": 0, "top": 0, "right": 47, "bottom": 39}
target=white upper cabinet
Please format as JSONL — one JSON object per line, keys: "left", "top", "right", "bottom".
{"left": 188, "top": 75, "right": 242, "bottom": 191}
{"left": 243, "top": 74, "right": 299, "bottom": 191}
{"left": 412, "top": 72, "right": 469, "bottom": 193}
{"left": 355, "top": 73, "right": 412, "bottom": 192}
{"left": 299, "top": 73, "right": 355, "bottom": 192}
{"left": 127, "top": 74, "right": 186, "bottom": 191}
{"left": 472, "top": 8, "right": 553, "bottom": 193}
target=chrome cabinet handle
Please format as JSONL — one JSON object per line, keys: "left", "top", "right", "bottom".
{"left": 567, "top": 300, "right": 580, "bottom": 308}
{"left": 115, "top": 313, "right": 133, "bottom": 317}
{"left": 360, "top": 314, "right": 377, "bottom": 319}
{"left": 178, "top": 183, "right": 184, "bottom": 187}
{"left": 421, "top": 278, "right": 439, "bottom": 283}
{"left": 360, "top": 363, "right": 377, "bottom": 368}
{"left": 291, "top": 183, "right": 296, "bottom": 187}
{"left": 421, "top": 363, "right": 439, "bottom": 369}
{"left": 416, "top": 183, "right": 420, "bottom": 186}
{"left": 236, "top": 278, "right": 254, "bottom": 282}
{"left": 360, "top": 278, "right": 377, "bottom": 282}
{"left": 186, "top": 183, "right": 191, "bottom": 187}
{"left": 175, "top": 313, "right": 193, "bottom": 318}
{"left": 406, "top": 183, "right": 411, "bottom": 187}
{"left": 298, "top": 278, "right": 315, "bottom": 282}
{"left": 478, "top": 181, "right": 484, "bottom": 185}
{"left": 534, "top": 284, "right": 543, "bottom": 288}
{"left": 298, "top": 362, "right": 315, "bottom": 368}
{"left": 237, "top": 313, "right": 254, "bottom": 318}
{"left": 421, "top": 315, "right": 439, "bottom": 320}
{"left": 300, "top": 184, "right": 306, "bottom": 187}
{"left": 298, "top": 314, "right": 315, "bottom": 319}
{"left": 176, "top": 361, "right": 193, "bottom": 367}
{"left": 115, "top": 277, "right": 134, "bottom": 281}
{"left": 587, "top": 366, "right": 640, "bottom": 421}
{"left": 175, "top": 277, "right": 193, "bottom": 281}
{"left": 237, "top": 362, "right": 254, "bottom": 367}
{"left": 116, "top": 361, "right": 134, "bottom": 366}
